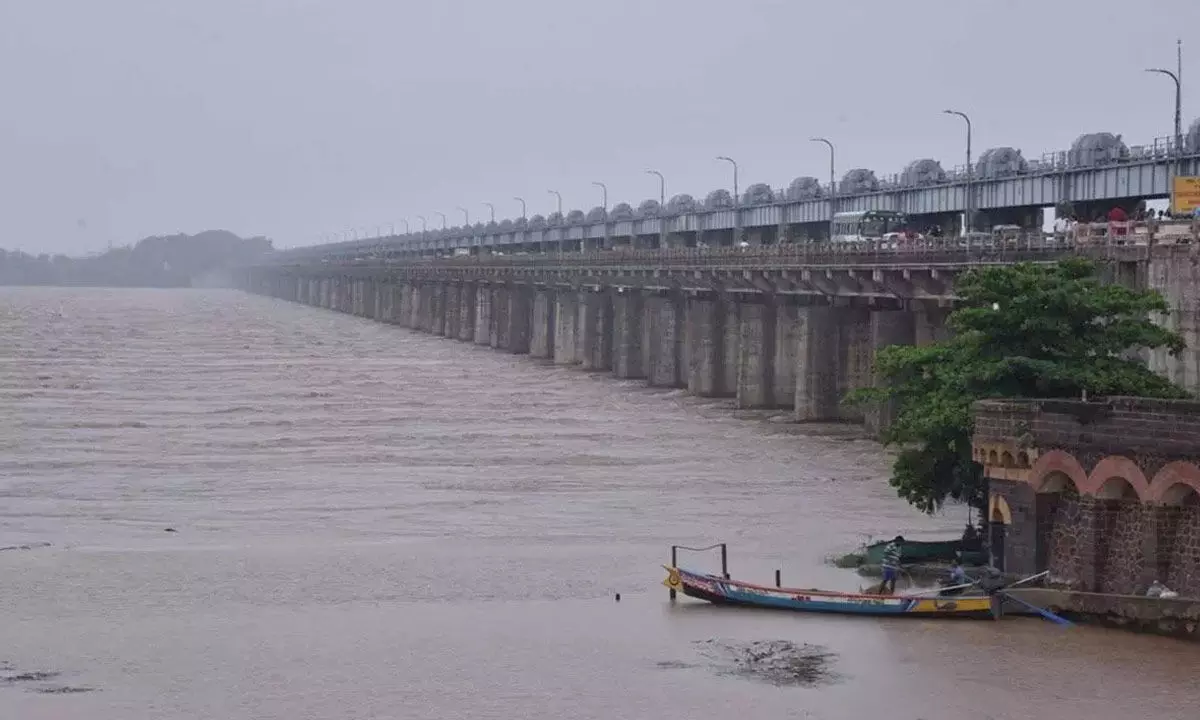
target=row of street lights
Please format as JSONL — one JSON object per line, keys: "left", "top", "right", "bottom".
{"left": 329, "top": 43, "right": 1179, "bottom": 244}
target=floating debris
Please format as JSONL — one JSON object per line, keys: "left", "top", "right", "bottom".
{"left": 0, "top": 542, "right": 52, "bottom": 552}
{"left": 654, "top": 660, "right": 698, "bottom": 670}
{"left": 33, "top": 686, "right": 96, "bottom": 694}
{"left": 2, "top": 671, "right": 61, "bottom": 683}
{"left": 693, "top": 639, "right": 840, "bottom": 687}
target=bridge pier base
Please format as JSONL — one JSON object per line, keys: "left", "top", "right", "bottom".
{"left": 489, "top": 286, "right": 507, "bottom": 348}
{"left": 686, "top": 297, "right": 731, "bottom": 397}
{"left": 612, "top": 290, "right": 645, "bottom": 379}
{"left": 530, "top": 289, "right": 556, "bottom": 359}
{"left": 474, "top": 284, "right": 491, "bottom": 344}
{"left": 445, "top": 282, "right": 461, "bottom": 339}
{"left": 457, "top": 283, "right": 476, "bottom": 341}
{"left": 646, "top": 293, "right": 686, "bottom": 387}
{"left": 553, "top": 292, "right": 579, "bottom": 364}
{"left": 865, "top": 309, "right": 917, "bottom": 435}
{"left": 506, "top": 286, "right": 533, "bottom": 354}
{"left": 773, "top": 301, "right": 800, "bottom": 409}
{"left": 794, "top": 305, "right": 839, "bottom": 421}
{"left": 579, "top": 290, "right": 613, "bottom": 371}
{"left": 736, "top": 298, "right": 778, "bottom": 408}
{"left": 431, "top": 283, "right": 447, "bottom": 336}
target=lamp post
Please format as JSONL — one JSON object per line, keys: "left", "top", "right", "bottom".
{"left": 483, "top": 202, "right": 495, "bottom": 223}
{"left": 435, "top": 211, "right": 447, "bottom": 230}
{"left": 809, "top": 138, "right": 836, "bottom": 222}
{"left": 399, "top": 219, "right": 410, "bottom": 234}
{"left": 548, "top": 189, "right": 562, "bottom": 216}
{"left": 645, "top": 169, "right": 666, "bottom": 206}
{"left": 591, "top": 181, "right": 608, "bottom": 211}
{"left": 457, "top": 206, "right": 469, "bottom": 226}
{"left": 513, "top": 196, "right": 527, "bottom": 220}
{"left": 1146, "top": 40, "right": 1184, "bottom": 199}
{"left": 942, "top": 110, "right": 973, "bottom": 233}
{"left": 715, "top": 156, "right": 739, "bottom": 205}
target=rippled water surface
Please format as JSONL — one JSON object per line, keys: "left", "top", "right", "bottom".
{"left": 1, "top": 287, "right": 1196, "bottom": 720}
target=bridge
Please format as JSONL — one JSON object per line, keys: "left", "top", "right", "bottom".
{"left": 271, "top": 127, "right": 1200, "bottom": 262}
{"left": 242, "top": 224, "right": 1200, "bottom": 434}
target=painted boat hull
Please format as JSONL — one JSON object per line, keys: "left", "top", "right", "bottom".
{"left": 664, "top": 567, "right": 998, "bottom": 620}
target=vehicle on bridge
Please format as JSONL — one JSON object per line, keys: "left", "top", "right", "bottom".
{"left": 831, "top": 210, "right": 913, "bottom": 245}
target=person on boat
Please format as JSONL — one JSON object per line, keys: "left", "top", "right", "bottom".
{"left": 879, "top": 536, "right": 904, "bottom": 595}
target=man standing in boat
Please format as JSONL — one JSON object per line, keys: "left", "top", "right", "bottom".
{"left": 879, "top": 536, "right": 904, "bottom": 595}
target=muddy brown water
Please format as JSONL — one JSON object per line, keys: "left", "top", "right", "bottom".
{"left": 1, "top": 287, "right": 1195, "bottom": 720}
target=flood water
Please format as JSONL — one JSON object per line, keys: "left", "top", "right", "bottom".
{"left": 1, "top": 287, "right": 1196, "bottom": 720}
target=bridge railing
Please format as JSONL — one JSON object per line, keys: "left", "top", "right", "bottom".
{"left": 287, "top": 221, "right": 1199, "bottom": 271}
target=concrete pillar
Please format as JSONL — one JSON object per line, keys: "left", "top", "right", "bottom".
{"left": 773, "top": 302, "right": 800, "bottom": 409}
{"left": 530, "top": 289, "right": 556, "bottom": 359}
{"left": 736, "top": 298, "right": 779, "bottom": 408}
{"left": 721, "top": 301, "right": 740, "bottom": 396}
{"left": 370, "top": 280, "right": 383, "bottom": 320}
{"left": 836, "top": 307, "right": 872, "bottom": 422}
{"left": 408, "top": 284, "right": 423, "bottom": 329}
{"left": 309, "top": 279, "right": 320, "bottom": 306}
{"left": 490, "top": 286, "right": 509, "bottom": 348}
{"left": 646, "top": 293, "right": 686, "bottom": 387}
{"left": 458, "top": 283, "right": 476, "bottom": 341}
{"left": 553, "top": 292, "right": 579, "bottom": 364}
{"left": 915, "top": 303, "right": 951, "bottom": 346}
{"left": 612, "top": 290, "right": 646, "bottom": 379}
{"left": 378, "top": 282, "right": 393, "bottom": 321}
{"left": 579, "top": 290, "right": 613, "bottom": 371}
{"left": 320, "top": 278, "right": 331, "bottom": 309}
{"left": 686, "top": 297, "right": 731, "bottom": 396}
{"left": 388, "top": 284, "right": 405, "bottom": 324}
{"left": 474, "top": 285, "right": 492, "bottom": 344}
{"left": 794, "top": 305, "right": 840, "bottom": 421}
{"left": 506, "top": 286, "right": 533, "bottom": 354}
{"left": 445, "top": 283, "right": 462, "bottom": 339}
{"left": 865, "top": 309, "right": 916, "bottom": 435}
{"left": 431, "top": 283, "right": 447, "bottom": 336}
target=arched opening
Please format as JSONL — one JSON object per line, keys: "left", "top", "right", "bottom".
{"left": 990, "top": 506, "right": 1008, "bottom": 572}
{"left": 1161, "top": 483, "right": 1200, "bottom": 507}
{"left": 987, "top": 449, "right": 1000, "bottom": 466}
{"left": 1096, "top": 476, "right": 1141, "bottom": 501}
{"left": 1017, "top": 451, "right": 1030, "bottom": 468}
{"left": 1038, "top": 471, "right": 1080, "bottom": 496}
{"left": 1000, "top": 451, "right": 1015, "bottom": 468}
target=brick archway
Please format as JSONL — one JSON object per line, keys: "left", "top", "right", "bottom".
{"left": 1029, "top": 449, "right": 1087, "bottom": 493}
{"left": 1085, "top": 455, "right": 1150, "bottom": 500}
{"left": 1148, "top": 461, "right": 1200, "bottom": 505}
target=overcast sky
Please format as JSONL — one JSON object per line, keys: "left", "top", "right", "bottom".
{"left": 1, "top": 0, "right": 1196, "bottom": 254}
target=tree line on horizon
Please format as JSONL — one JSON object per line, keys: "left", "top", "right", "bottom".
{"left": 0, "top": 230, "right": 273, "bottom": 288}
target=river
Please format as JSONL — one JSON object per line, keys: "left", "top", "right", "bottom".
{"left": 1, "top": 287, "right": 1195, "bottom": 720}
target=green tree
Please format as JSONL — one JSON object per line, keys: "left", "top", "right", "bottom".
{"left": 849, "top": 258, "right": 1188, "bottom": 514}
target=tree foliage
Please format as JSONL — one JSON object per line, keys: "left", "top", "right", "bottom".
{"left": 849, "top": 258, "right": 1188, "bottom": 514}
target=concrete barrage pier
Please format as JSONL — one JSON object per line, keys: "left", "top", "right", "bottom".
{"left": 242, "top": 235, "right": 1200, "bottom": 432}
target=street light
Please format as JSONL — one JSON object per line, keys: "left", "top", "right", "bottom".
{"left": 591, "top": 181, "right": 608, "bottom": 211}
{"left": 513, "top": 196, "right": 527, "bottom": 219}
{"left": 809, "top": 138, "right": 836, "bottom": 220}
{"left": 715, "top": 156, "right": 739, "bottom": 205}
{"left": 548, "top": 189, "right": 562, "bottom": 216}
{"left": 942, "top": 109, "right": 973, "bottom": 233}
{"left": 417, "top": 215, "right": 427, "bottom": 232}
{"left": 1146, "top": 39, "right": 1183, "bottom": 161}
{"left": 483, "top": 202, "right": 496, "bottom": 223}
{"left": 399, "top": 219, "right": 410, "bottom": 234}
{"left": 457, "top": 206, "right": 470, "bottom": 226}
{"left": 645, "top": 169, "right": 666, "bottom": 206}
{"left": 435, "top": 211, "right": 447, "bottom": 229}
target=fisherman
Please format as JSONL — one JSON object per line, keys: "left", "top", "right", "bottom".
{"left": 939, "top": 557, "right": 970, "bottom": 597}
{"left": 879, "top": 535, "right": 904, "bottom": 595}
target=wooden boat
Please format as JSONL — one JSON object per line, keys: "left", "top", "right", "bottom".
{"left": 663, "top": 566, "right": 998, "bottom": 620}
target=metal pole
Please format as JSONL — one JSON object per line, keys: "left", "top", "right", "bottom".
{"left": 591, "top": 181, "right": 608, "bottom": 211}
{"left": 810, "top": 138, "right": 836, "bottom": 223}
{"left": 720, "top": 543, "right": 729, "bottom": 579}
{"left": 1147, "top": 48, "right": 1184, "bottom": 208}
{"left": 513, "top": 197, "right": 526, "bottom": 220}
{"left": 400, "top": 219, "right": 410, "bottom": 234}
{"left": 547, "top": 189, "right": 562, "bottom": 216}
{"left": 670, "top": 546, "right": 678, "bottom": 600}
{"left": 716, "top": 156, "right": 738, "bottom": 204}
{"left": 457, "top": 206, "right": 469, "bottom": 226}
{"left": 943, "top": 110, "right": 972, "bottom": 233}
{"left": 646, "top": 170, "right": 665, "bottom": 206}
{"left": 484, "top": 202, "right": 495, "bottom": 223}
{"left": 435, "top": 211, "right": 447, "bottom": 230}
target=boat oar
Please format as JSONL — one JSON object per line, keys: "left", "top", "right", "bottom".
{"left": 999, "top": 591, "right": 1074, "bottom": 627}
